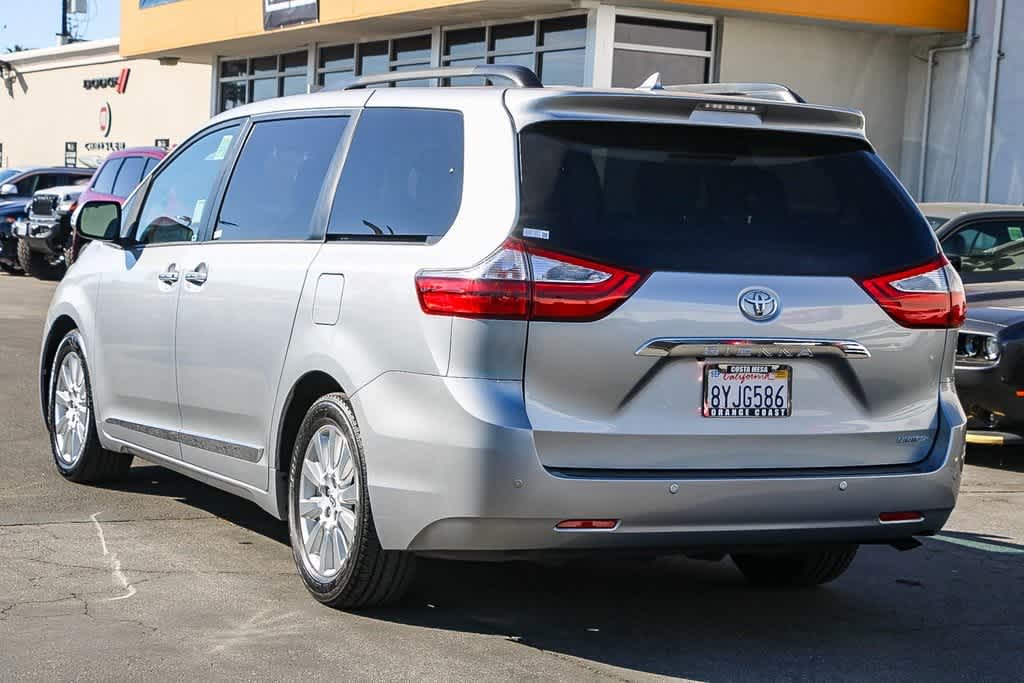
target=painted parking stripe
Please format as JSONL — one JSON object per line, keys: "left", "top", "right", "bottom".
{"left": 931, "top": 534, "right": 1024, "bottom": 554}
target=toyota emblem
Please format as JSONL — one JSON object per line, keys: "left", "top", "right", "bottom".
{"left": 738, "top": 287, "right": 780, "bottom": 322}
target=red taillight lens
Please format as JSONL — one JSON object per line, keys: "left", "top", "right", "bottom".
{"left": 415, "top": 240, "right": 530, "bottom": 319}
{"left": 528, "top": 245, "right": 646, "bottom": 322}
{"left": 415, "top": 239, "right": 647, "bottom": 321}
{"left": 858, "top": 256, "right": 966, "bottom": 329}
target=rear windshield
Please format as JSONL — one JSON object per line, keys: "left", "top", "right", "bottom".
{"left": 517, "top": 121, "right": 937, "bottom": 276}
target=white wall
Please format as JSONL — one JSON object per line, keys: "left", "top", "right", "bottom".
{"left": 718, "top": 15, "right": 914, "bottom": 174}
{"left": 0, "top": 42, "right": 211, "bottom": 168}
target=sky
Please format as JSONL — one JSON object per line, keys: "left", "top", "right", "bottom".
{"left": 0, "top": 0, "right": 120, "bottom": 52}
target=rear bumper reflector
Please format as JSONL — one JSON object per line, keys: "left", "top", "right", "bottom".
{"left": 879, "top": 511, "right": 925, "bottom": 524}
{"left": 555, "top": 519, "right": 619, "bottom": 530}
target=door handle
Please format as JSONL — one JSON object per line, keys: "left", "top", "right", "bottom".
{"left": 158, "top": 264, "right": 179, "bottom": 284}
{"left": 184, "top": 263, "right": 208, "bottom": 286}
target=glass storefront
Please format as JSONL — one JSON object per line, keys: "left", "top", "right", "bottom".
{"left": 214, "top": 9, "right": 717, "bottom": 113}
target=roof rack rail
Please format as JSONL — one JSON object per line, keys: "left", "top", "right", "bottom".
{"left": 663, "top": 82, "right": 806, "bottom": 104}
{"left": 343, "top": 65, "right": 543, "bottom": 90}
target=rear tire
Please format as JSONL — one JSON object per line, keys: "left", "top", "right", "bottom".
{"left": 48, "top": 330, "right": 133, "bottom": 483}
{"left": 17, "top": 239, "right": 63, "bottom": 280}
{"left": 731, "top": 545, "right": 858, "bottom": 587}
{"left": 288, "top": 392, "right": 415, "bottom": 609}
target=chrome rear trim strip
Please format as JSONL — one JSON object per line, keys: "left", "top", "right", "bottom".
{"left": 635, "top": 338, "right": 871, "bottom": 360}
{"left": 105, "top": 418, "right": 264, "bottom": 463}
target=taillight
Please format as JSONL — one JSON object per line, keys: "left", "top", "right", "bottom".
{"left": 415, "top": 241, "right": 529, "bottom": 319}
{"left": 415, "top": 239, "right": 647, "bottom": 321}
{"left": 858, "top": 255, "right": 966, "bottom": 329}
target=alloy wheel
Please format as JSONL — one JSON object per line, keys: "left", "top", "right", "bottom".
{"left": 297, "top": 424, "right": 360, "bottom": 582}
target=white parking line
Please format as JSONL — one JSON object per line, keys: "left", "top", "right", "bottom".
{"left": 89, "top": 512, "right": 137, "bottom": 600}
{"left": 931, "top": 533, "right": 1024, "bottom": 555}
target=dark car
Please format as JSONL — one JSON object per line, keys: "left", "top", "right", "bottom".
{"left": 67, "top": 147, "right": 165, "bottom": 264}
{"left": 0, "top": 167, "right": 94, "bottom": 273}
{"left": 17, "top": 184, "right": 91, "bottom": 278}
{"left": 924, "top": 202, "right": 1024, "bottom": 446}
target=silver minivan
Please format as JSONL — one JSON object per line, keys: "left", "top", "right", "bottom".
{"left": 41, "top": 67, "right": 967, "bottom": 609}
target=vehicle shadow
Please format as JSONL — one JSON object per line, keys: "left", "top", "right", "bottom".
{"left": 108, "top": 463, "right": 289, "bottom": 544}
{"left": 102, "top": 463, "right": 1022, "bottom": 680}
{"left": 966, "top": 445, "right": 1024, "bottom": 473}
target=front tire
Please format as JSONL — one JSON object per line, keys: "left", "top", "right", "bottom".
{"left": 288, "top": 393, "right": 415, "bottom": 609}
{"left": 18, "top": 239, "right": 63, "bottom": 280}
{"left": 48, "top": 330, "right": 132, "bottom": 483}
{"left": 731, "top": 546, "right": 858, "bottom": 587}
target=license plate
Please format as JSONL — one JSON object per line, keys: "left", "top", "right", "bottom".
{"left": 703, "top": 364, "right": 792, "bottom": 417}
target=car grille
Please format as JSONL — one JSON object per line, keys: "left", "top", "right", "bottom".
{"left": 31, "top": 195, "right": 58, "bottom": 217}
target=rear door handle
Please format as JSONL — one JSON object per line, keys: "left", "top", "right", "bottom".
{"left": 158, "top": 264, "right": 179, "bottom": 284}
{"left": 184, "top": 263, "right": 208, "bottom": 286}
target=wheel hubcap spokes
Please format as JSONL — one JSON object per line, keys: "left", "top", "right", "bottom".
{"left": 53, "top": 351, "right": 89, "bottom": 466}
{"left": 298, "top": 424, "right": 359, "bottom": 580}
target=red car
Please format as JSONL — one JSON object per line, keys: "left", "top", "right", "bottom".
{"left": 70, "top": 147, "right": 167, "bottom": 262}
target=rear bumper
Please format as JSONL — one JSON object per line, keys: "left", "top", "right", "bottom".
{"left": 354, "top": 373, "right": 966, "bottom": 552}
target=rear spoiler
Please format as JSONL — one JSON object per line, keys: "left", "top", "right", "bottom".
{"left": 504, "top": 89, "right": 867, "bottom": 143}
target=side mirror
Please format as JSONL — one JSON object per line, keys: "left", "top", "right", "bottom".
{"left": 948, "top": 255, "right": 962, "bottom": 272}
{"left": 0, "top": 183, "right": 17, "bottom": 197}
{"left": 77, "top": 200, "right": 122, "bottom": 242}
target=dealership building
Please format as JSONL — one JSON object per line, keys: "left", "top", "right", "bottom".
{"left": 2, "top": 1, "right": 1020, "bottom": 203}
{"left": 0, "top": 38, "right": 210, "bottom": 168}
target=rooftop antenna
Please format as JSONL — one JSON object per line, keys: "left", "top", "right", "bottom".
{"left": 637, "top": 72, "right": 663, "bottom": 90}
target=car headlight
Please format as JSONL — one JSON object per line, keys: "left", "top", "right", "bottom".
{"left": 963, "top": 335, "right": 978, "bottom": 357}
{"left": 957, "top": 332, "right": 1000, "bottom": 366}
{"left": 983, "top": 336, "right": 1001, "bottom": 361}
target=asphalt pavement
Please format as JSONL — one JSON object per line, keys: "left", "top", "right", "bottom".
{"left": 1, "top": 272, "right": 1022, "bottom": 682}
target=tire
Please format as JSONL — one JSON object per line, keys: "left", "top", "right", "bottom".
{"left": 288, "top": 392, "right": 415, "bottom": 609}
{"left": 47, "top": 330, "right": 133, "bottom": 483}
{"left": 731, "top": 545, "right": 858, "bottom": 587}
{"left": 17, "top": 238, "right": 63, "bottom": 280}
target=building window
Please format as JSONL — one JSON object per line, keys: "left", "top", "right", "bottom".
{"left": 217, "top": 51, "right": 309, "bottom": 112}
{"left": 611, "top": 15, "right": 713, "bottom": 88}
{"left": 316, "top": 34, "right": 432, "bottom": 89}
{"left": 441, "top": 15, "right": 587, "bottom": 86}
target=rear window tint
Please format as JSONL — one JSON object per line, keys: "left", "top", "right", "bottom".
{"left": 517, "top": 122, "right": 937, "bottom": 277}
{"left": 327, "top": 108, "right": 464, "bottom": 240}
{"left": 91, "top": 159, "right": 122, "bottom": 194}
{"left": 112, "top": 156, "right": 146, "bottom": 198}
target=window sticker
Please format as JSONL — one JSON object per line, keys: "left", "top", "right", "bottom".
{"left": 192, "top": 199, "right": 206, "bottom": 226}
{"left": 206, "top": 134, "right": 234, "bottom": 161}
{"left": 1009, "top": 226, "right": 1022, "bottom": 241}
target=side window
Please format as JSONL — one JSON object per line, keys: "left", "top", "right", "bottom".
{"left": 214, "top": 116, "right": 349, "bottom": 241}
{"left": 134, "top": 124, "right": 241, "bottom": 245}
{"left": 14, "top": 174, "right": 40, "bottom": 196}
{"left": 327, "top": 108, "right": 464, "bottom": 240}
{"left": 72, "top": 175, "right": 92, "bottom": 186}
{"left": 91, "top": 159, "right": 123, "bottom": 194}
{"left": 35, "top": 174, "right": 65, "bottom": 191}
{"left": 112, "top": 156, "right": 147, "bottom": 198}
{"left": 941, "top": 227, "right": 979, "bottom": 257}
{"left": 957, "top": 220, "right": 1024, "bottom": 283}
{"left": 142, "top": 157, "right": 159, "bottom": 178}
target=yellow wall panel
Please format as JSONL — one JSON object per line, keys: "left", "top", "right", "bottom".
{"left": 120, "top": 0, "right": 968, "bottom": 58}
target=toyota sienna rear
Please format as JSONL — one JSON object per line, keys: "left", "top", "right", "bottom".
{"left": 46, "top": 67, "right": 966, "bottom": 609}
